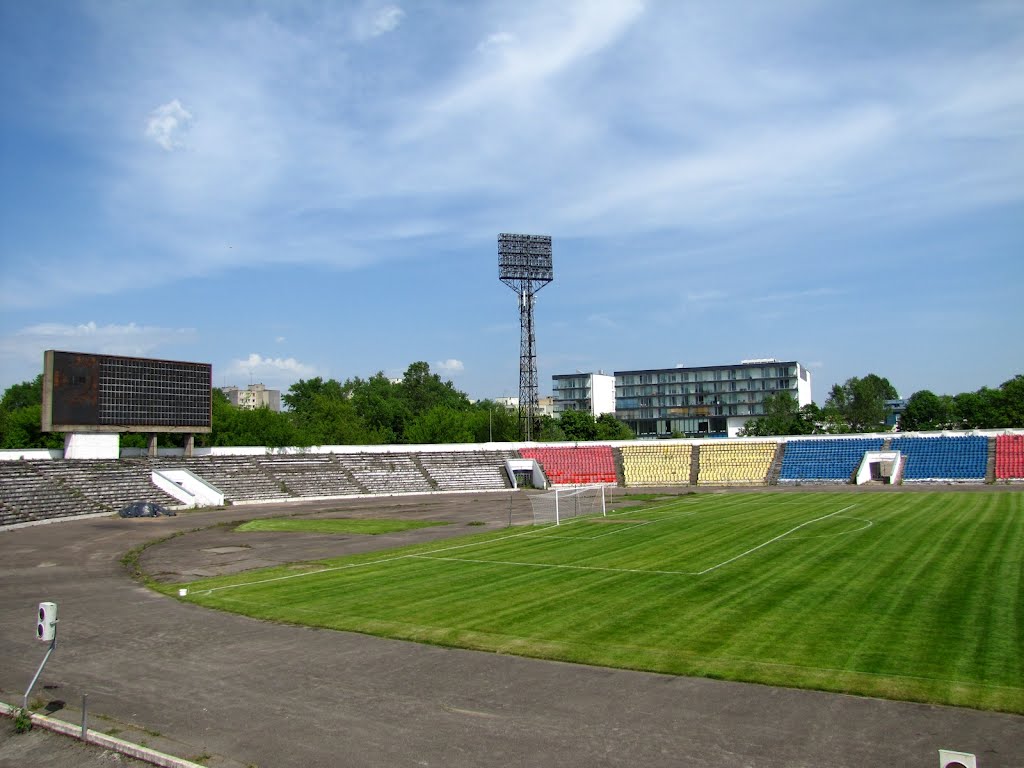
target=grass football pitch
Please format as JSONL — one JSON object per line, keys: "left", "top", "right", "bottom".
{"left": 170, "top": 491, "right": 1022, "bottom": 713}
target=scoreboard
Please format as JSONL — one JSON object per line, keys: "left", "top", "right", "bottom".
{"left": 42, "top": 350, "right": 212, "bottom": 433}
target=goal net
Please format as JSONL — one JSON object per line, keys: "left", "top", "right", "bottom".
{"left": 529, "top": 485, "right": 606, "bottom": 525}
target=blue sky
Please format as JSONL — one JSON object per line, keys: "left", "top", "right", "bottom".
{"left": 1, "top": 1, "right": 1022, "bottom": 405}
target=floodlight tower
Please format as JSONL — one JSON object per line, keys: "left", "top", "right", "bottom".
{"left": 498, "top": 233, "right": 553, "bottom": 441}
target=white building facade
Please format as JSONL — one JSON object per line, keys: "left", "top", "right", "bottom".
{"left": 220, "top": 383, "right": 281, "bottom": 412}
{"left": 615, "top": 359, "right": 812, "bottom": 438}
{"left": 551, "top": 372, "right": 617, "bottom": 418}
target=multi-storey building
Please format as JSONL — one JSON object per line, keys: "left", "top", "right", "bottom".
{"left": 220, "top": 383, "right": 281, "bottom": 412}
{"left": 614, "top": 360, "right": 811, "bottom": 438}
{"left": 551, "top": 372, "right": 616, "bottom": 418}
{"left": 487, "top": 396, "right": 555, "bottom": 417}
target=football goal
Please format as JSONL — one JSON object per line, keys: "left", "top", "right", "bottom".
{"left": 529, "top": 485, "right": 607, "bottom": 525}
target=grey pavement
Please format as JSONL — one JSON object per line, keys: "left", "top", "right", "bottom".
{"left": 1, "top": 491, "right": 1021, "bottom": 768}
{"left": 0, "top": 717, "right": 156, "bottom": 768}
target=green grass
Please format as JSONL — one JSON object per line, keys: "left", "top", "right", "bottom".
{"left": 234, "top": 518, "right": 448, "bottom": 535}
{"left": 169, "top": 492, "right": 1023, "bottom": 712}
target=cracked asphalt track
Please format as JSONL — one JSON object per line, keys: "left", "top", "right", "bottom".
{"left": 1, "top": 491, "right": 1021, "bottom": 768}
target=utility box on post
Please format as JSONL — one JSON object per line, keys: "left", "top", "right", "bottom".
{"left": 37, "top": 602, "right": 57, "bottom": 642}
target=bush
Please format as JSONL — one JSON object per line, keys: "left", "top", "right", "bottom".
{"left": 14, "top": 707, "right": 32, "bottom": 733}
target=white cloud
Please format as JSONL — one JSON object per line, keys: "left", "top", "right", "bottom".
{"left": 227, "top": 353, "right": 316, "bottom": 382}
{"left": 585, "top": 313, "right": 618, "bottom": 329}
{"left": 406, "top": 0, "right": 647, "bottom": 138}
{"left": 354, "top": 5, "right": 405, "bottom": 40}
{"left": 3, "top": 1, "right": 1023, "bottom": 407}
{"left": 435, "top": 358, "right": 465, "bottom": 374}
{"left": 0, "top": 322, "right": 199, "bottom": 390}
{"left": 686, "top": 290, "right": 728, "bottom": 303}
{"left": 145, "top": 99, "right": 193, "bottom": 150}
{"left": 477, "top": 32, "right": 516, "bottom": 53}
{"left": 373, "top": 6, "right": 404, "bottom": 35}
{"left": 10, "top": 321, "right": 196, "bottom": 355}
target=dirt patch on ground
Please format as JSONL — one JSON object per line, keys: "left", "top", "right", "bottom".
{"left": 138, "top": 491, "right": 529, "bottom": 581}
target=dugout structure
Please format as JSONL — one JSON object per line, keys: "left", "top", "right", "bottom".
{"left": 41, "top": 350, "right": 212, "bottom": 458}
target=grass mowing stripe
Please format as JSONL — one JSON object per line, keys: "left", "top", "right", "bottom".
{"left": 195, "top": 523, "right": 553, "bottom": 595}
{"left": 412, "top": 553, "right": 694, "bottom": 576}
{"left": 175, "top": 491, "right": 1024, "bottom": 712}
{"left": 696, "top": 504, "right": 856, "bottom": 574}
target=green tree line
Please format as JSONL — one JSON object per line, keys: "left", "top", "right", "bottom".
{"left": 3, "top": 365, "right": 1021, "bottom": 449}
{"left": 740, "top": 373, "right": 1024, "bottom": 436}
{"left": 0, "top": 361, "right": 634, "bottom": 449}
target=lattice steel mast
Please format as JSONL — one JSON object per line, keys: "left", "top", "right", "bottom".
{"left": 498, "top": 233, "right": 553, "bottom": 441}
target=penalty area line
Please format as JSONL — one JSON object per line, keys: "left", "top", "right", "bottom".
{"left": 191, "top": 524, "right": 557, "bottom": 596}
{"left": 411, "top": 554, "right": 692, "bottom": 576}
{"left": 695, "top": 504, "right": 858, "bottom": 576}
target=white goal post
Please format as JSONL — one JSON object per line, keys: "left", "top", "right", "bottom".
{"left": 529, "top": 485, "right": 606, "bottom": 525}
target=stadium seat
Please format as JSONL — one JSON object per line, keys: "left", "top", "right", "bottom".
{"left": 519, "top": 446, "right": 617, "bottom": 486}
{"left": 778, "top": 438, "right": 884, "bottom": 483}
{"left": 995, "top": 434, "right": 1024, "bottom": 480}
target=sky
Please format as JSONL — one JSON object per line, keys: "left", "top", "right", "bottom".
{"left": 1, "top": 0, "right": 1022, "bottom": 406}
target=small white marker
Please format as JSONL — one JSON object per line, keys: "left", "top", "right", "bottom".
{"left": 939, "top": 749, "right": 977, "bottom": 768}
{"left": 178, "top": 588, "right": 188, "bottom": 597}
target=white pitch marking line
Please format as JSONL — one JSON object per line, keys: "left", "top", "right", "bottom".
{"left": 195, "top": 524, "right": 556, "bottom": 595}
{"left": 788, "top": 516, "right": 873, "bottom": 539}
{"left": 542, "top": 519, "right": 668, "bottom": 541}
{"left": 695, "top": 504, "right": 858, "bottom": 575}
{"left": 193, "top": 503, "right": 701, "bottom": 594}
{"left": 192, "top": 499, "right": 851, "bottom": 594}
{"left": 411, "top": 554, "right": 692, "bottom": 576}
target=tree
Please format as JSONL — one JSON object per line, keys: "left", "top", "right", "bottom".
{"left": 282, "top": 377, "right": 346, "bottom": 414}
{"left": 536, "top": 415, "right": 566, "bottom": 442}
{"left": 997, "top": 375, "right": 1024, "bottom": 427}
{"left": 305, "top": 393, "right": 378, "bottom": 445}
{"left": 595, "top": 413, "right": 634, "bottom": 440}
{"left": 810, "top": 401, "right": 850, "bottom": 434}
{"left": 740, "top": 391, "right": 805, "bottom": 436}
{"left": 0, "top": 404, "right": 63, "bottom": 449}
{"left": 0, "top": 375, "right": 43, "bottom": 412}
{"left": 348, "top": 373, "right": 409, "bottom": 444}
{"left": 557, "top": 409, "right": 598, "bottom": 441}
{"left": 206, "top": 389, "right": 304, "bottom": 447}
{"left": 468, "top": 400, "right": 519, "bottom": 443}
{"left": 950, "top": 389, "right": 1000, "bottom": 430}
{"left": 0, "top": 375, "right": 62, "bottom": 449}
{"left": 901, "top": 390, "right": 952, "bottom": 431}
{"left": 400, "top": 362, "right": 469, "bottom": 419}
{"left": 404, "top": 405, "right": 475, "bottom": 444}
{"left": 825, "top": 374, "right": 898, "bottom": 433}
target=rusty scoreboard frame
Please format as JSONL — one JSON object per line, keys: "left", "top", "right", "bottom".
{"left": 41, "top": 350, "right": 212, "bottom": 433}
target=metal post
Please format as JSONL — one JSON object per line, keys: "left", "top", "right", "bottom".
{"left": 81, "top": 693, "right": 88, "bottom": 739}
{"left": 23, "top": 632, "right": 57, "bottom": 709}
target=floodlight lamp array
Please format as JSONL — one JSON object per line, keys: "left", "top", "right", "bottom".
{"left": 498, "top": 233, "right": 553, "bottom": 290}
